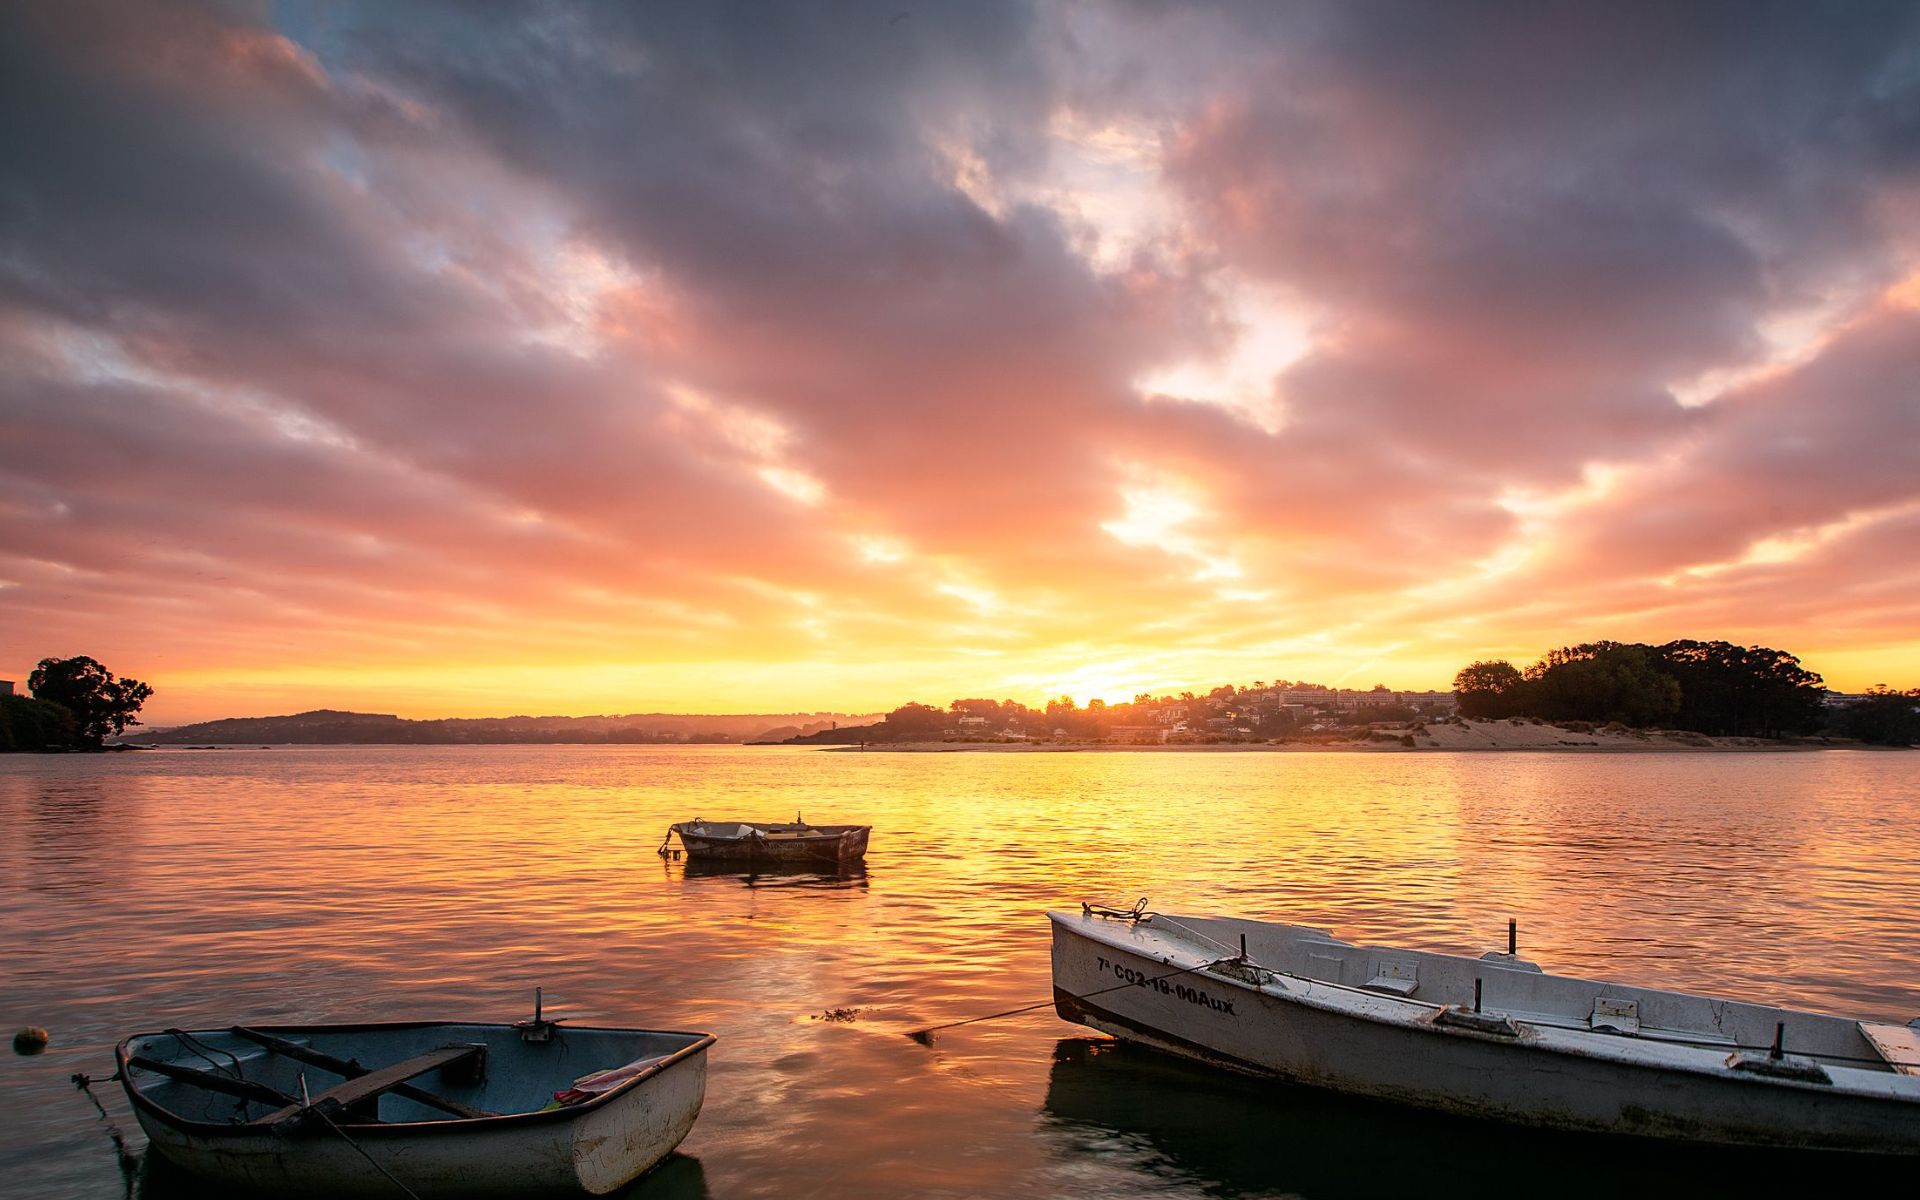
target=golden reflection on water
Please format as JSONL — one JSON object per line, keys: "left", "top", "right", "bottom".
{"left": 2, "top": 745, "right": 1918, "bottom": 1199}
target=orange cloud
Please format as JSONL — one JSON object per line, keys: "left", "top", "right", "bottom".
{"left": 5, "top": 2, "right": 1920, "bottom": 723}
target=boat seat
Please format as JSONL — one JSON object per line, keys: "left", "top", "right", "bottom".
{"left": 1363, "top": 958, "right": 1419, "bottom": 996}
{"left": 1590, "top": 997, "right": 1641, "bottom": 1034}
{"left": 1494, "top": 1006, "right": 1735, "bottom": 1047}
{"left": 1859, "top": 1023, "right": 1920, "bottom": 1075}
{"left": 230, "top": 1027, "right": 495, "bottom": 1119}
{"left": 255, "top": 1044, "right": 487, "bottom": 1126}
{"left": 1305, "top": 952, "right": 1346, "bottom": 983}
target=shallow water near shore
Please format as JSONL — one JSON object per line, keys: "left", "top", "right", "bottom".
{"left": 3, "top": 745, "right": 1918, "bottom": 1198}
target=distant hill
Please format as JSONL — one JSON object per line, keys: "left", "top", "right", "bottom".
{"left": 139, "top": 709, "right": 880, "bottom": 746}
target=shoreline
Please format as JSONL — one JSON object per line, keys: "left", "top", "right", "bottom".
{"left": 818, "top": 719, "right": 1893, "bottom": 754}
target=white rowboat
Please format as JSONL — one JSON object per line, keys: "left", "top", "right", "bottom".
{"left": 1050, "top": 906, "right": 1920, "bottom": 1154}
{"left": 117, "top": 1020, "right": 715, "bottom": 1196}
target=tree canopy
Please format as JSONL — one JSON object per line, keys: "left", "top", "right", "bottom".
{"left": 27, "top": 656, "right": 153, "bottom": 747}
{"left": 1831, "top": 687, "right": 1920, "bottom": 746}
{"left": 1453, "top": 640, "right": 1826, "bottom": 737}
{"left": 1453, "top": 660, "right": 1525, "bottom": 718}
{"left": 0, "top": 695, "right": 77, "bottom": 752}
{"left": 882, "top": 702, "right": 947, "bottom": 734}
{"left": 1522, "top": 642, "right": 1681, "bottom": 727}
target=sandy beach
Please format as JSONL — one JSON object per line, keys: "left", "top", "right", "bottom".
{"left": 824, "top": 718, "right": 1877, "bottom": 753}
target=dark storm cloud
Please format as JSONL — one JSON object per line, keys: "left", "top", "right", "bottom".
{"left": 0, "top": 2, "right": 452, "bottom": 336}
{"left": 1165, "top": 0, "right": 1920, "bottom": 476}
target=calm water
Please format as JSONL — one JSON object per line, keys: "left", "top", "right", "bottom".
{"left": 3, "top": 745, "right": 1918, "bottom": 1198}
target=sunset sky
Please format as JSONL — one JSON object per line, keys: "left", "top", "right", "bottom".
{"left": 4, "top": 2, "right": 1920, "bottom": 725}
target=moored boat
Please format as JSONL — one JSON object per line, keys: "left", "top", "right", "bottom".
{"left": 1051, "top": 903, "right": 1920, "bottom": 1154}
{"left": 663, "top": 816, "right": 870, "bottom": 864}
{"left": 116, "top": 1018, "right": 715, "bottom": 1197}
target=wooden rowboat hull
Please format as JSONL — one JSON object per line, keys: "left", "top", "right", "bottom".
{"left": 1051, "top": 910, "right": 1920, "bottom": 1154}
{"left": 118, "top": 1022, "right": 713, "bottom": 1197}
{"left": 671, "top": 820, "right": 870, "bottom": 863}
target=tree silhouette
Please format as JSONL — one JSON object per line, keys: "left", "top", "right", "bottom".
{"left": 27, "top": 656, "right": 153, "bottom": 747}
{"left": 1453, "top": 660, "right": 1524, "bottom": 718}
{"left": 1832, "top": 687, "right": 1920, "bottom": 746}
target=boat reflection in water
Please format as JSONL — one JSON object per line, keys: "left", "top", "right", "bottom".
{"left": 1040, "top": 1038, "right": 1906, "bottom": 1199}
{"left": 134, "top": 1148, "right": 711, "bottom": 1200}
{"left": 674, "top": 856, "right": 870, "bottom": 890}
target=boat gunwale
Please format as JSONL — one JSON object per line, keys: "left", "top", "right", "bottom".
{"left": 1048, "top": 911, "right": 1920, "bottom": 1100}
{"left": 671, "top": 821, "right": 869, "bottom": 842}
{"left": 116, "top": 1021, "right": 716, "bottom": 1139}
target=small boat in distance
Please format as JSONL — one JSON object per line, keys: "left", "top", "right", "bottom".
{"left": 1051, "top": 903, "right": 1920, "bottom": 1155}
{"left": 115, "top": 1013, "right": 715, "bottom": 1197}
{"left": 662, "top": 815, "right": 871, "bottom": 864}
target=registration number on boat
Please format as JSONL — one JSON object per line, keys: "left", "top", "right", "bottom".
{"left": 1096, "top": 956, "right": 1236, "bottom": 1015}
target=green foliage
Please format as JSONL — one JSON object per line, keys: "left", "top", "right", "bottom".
{"left": 27, "top": 656, "right": 154, "bottom": 747}
{"left": 0, "top": 695, "right": 79, "bottom": 752}
{"left": 1463, "top": 639, "right": 1828, "bottom": 738}
{"left": 1453, "top": 660, "right": 1524, "bottom": 718}
{"left": 1524, "top": 643, "right": 1681, "bottom": 727}
{"left": 1832, "top": 687, "right": 1920, "bottom": 746}
{"left": 1657, "top": 640, "right": 1825, "bottom": 737}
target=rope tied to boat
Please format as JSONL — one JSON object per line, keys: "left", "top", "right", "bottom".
{"left": 166, "top": 1027, "right": 242, "bottom": 1078}
{"left": 906, "top": 953, "right": 1230, "bottom": 1045}
{"left": 907, "top": 898, "right": 1256, "bottom": 1044}
{"left": 70, "top": 1071, "right": 137, "bottom": 1198}
{"left": 71, "top": 1069, "right": 123, "bottom": 1121}
{"left": 166, "top": 1027, "right": 252, "bottom": 1120}
{"left": 1082, "top": 897, "right": 1155, "bottom": 922}
{"left": 304, "top": 1098, "right": 426, "bottom": 1200}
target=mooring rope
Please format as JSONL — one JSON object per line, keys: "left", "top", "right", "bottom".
{"left": 1081, "top": 897, "right": 1157, "bottom": 921}
{"left": 309, "top": 1103, "right": 425, "bottom": 1200}
{"left": 1149, "top": 915, "right": 1245, "bottom": 959}
{"left": 71, "top": 1072, "right": 138, "bottom": 1199}
{"left": 907, "top": 954, "right": 1231, "bottom": 1044}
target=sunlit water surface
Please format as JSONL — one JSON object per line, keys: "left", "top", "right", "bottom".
{"left": 3, "top": 746, "right": 1918, "bottom": 1198}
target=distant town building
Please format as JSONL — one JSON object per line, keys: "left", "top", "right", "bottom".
{"left": 0, "top": 679, "right": 13, "bottom": 698}
{"left": 955, "top": 714, "right": 990, "bottom": 728}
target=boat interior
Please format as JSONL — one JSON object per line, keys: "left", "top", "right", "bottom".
{"left": 678, "top": 820, "right": 864, "bottom": 839}
{"left": 122, "top": 1024, "right": 707, "bottom": 1126}
{"left": 1149, "top": 915, "right": 1920, "bottom": 1076}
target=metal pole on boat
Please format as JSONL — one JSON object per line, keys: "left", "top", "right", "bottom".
{"left": 1474, "top": 978, "right": 1483, "bottom": 1013}
{"left": 1507, "top": 919, "right": 1517, "bottom": 956}
{"left": 1771, "top": 1022, "right": 1785, "bottom": 1060}
{"left": 535, "top": 987, "right": 543, "bottom": 1025}
{"left": 1239, "top": 933, "right": 1248, "bottom": 961}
